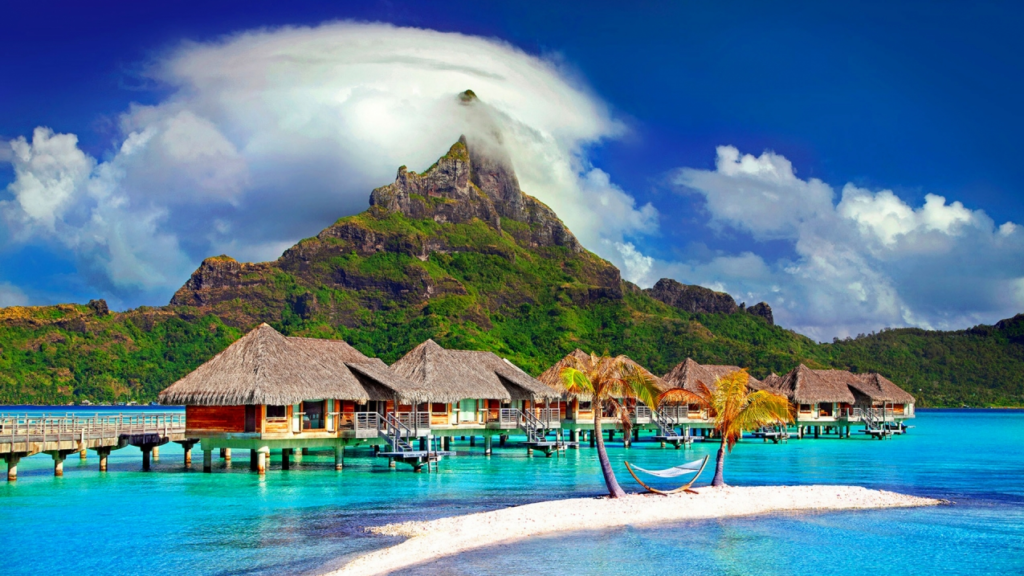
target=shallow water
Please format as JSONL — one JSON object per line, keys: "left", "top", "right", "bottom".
{"left": 2, "top": 408, "right": 1022, "bottom": 575}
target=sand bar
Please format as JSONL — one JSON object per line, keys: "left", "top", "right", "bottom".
{"left": 328, "top": 485, "right": 942, "bottom": 576}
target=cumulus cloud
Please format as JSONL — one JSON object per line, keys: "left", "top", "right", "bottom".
{"left": 1, "top": 22, "right": 654, "bottom": 306}
{"left": 671, "top": 146, "right": 1024, "bottom": 340}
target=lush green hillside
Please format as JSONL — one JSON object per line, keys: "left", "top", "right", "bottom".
{"left": 1, "top": 136, "right": 1021, "bottom": 407}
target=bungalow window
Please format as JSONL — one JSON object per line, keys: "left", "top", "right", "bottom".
{"left": 431, "top": 403, "right": 447, "bottom": 414}
{"left": 819, "top": 403, "right": 833, "bottom": 417}
{"left": 799, "top": 404, "right": 812, "bottom": 413}
{"left": 578, "top": 401, "right": 592, "bottom": 411}
{"left": 266, "top": 405, "right": 287, "bottom": 419}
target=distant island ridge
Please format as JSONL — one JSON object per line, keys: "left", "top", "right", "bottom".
{"left": 1, "top": 121, "right": 1022, "bottom": 408}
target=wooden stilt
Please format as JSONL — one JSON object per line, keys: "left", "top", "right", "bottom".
{"left": 6, "top": 455, "right": 20, "bottom": 481}
{"left": 203, "top": 449, "right": 212, "bottom": 473}
{"left": 250, "top": 450, "right": 258, "bottom": 471}
{"left": 183, "top": 446, "right": 192, "bottom": 467}
{"left": 152, "top": 446, "right": 159, "bottom": 461}
{"left": 334, "top": 446, "right": 344, "bottom": 471}
{"left": 53, "top": 453, "right": 65, "bottom": 477}
{"left": 257, "top": 450, "right": 266, "bottom": 475}
{"left": 80, "top": 448, "right": 87, "bottom": 460}
{"left": 470, "top": 436, "right": 476, "bottom": 447}
{"left": 281, "top": 448, "right": 290, "bottom": 471}
{"left": 96, "top": 448, "right": 109, "bottom": 472}
{"left": 141, "top": 446, "right": 152, "bottom": 471}
{"left": 484, "top": 435, "right": 492, "bottom": 455}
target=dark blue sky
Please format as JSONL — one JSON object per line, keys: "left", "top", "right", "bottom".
{"left": 1, "top": 1, "right": 1022, "bottom": 337}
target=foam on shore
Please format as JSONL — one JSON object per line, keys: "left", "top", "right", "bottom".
{"left": 327, "top": 485, "right": 942, "bottom": 576}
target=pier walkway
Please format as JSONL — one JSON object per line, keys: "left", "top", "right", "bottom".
{"left": 1, "top": 413, "right": 190, "bottom": 480}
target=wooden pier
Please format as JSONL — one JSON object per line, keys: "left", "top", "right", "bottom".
{"left": 1, "top": 413, "right": 190, "bottom": 480}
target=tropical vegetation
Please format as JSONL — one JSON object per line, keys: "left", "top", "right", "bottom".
{"left": 559, "top": 353, "right": 662, "bottom": 498}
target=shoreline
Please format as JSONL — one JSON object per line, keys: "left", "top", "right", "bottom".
{"left": 326, "top": 485, "right": 943, "bottom": 576}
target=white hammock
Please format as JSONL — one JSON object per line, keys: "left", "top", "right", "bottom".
{"left": 630, "top": 458, "right": 706, "bottom": 478}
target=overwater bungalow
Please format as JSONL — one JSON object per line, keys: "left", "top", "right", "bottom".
{"left": 660, "top": 358, "right": 766, "bottom": 427}
{"left": 388, "top": 339, "right": 562, "bottom": 452}
{"left": 848, "top": 372, "right": 916, "bottom": 425}
{"left": 536, "top": 349, "right": 668, "bottom": 445}
{"left": 158, "top": 323, "right": 426, "bottom": 472}
{"left": 771, "top": 365, "right": 856, "bottom": 437}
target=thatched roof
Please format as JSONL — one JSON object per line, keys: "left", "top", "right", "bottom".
{"left": 536, "top": 349, "right": 669, "bottom": 400}
{"left": 158, "top": 324, "right": 422, "bottom": 406}
{"left": 758, "top": 373, "right": 783, "bottom": 392}
{"left": 661, "top": 358, "right": 763, "bottom": 394}
{"left": 849, "top": 373, "right": 915, "bottom": 403}
{"left": 388, "top": 339, "right": 556, "bottom": 403}
{"left": 773, "top": 365, "right": 856, "bottom": 404}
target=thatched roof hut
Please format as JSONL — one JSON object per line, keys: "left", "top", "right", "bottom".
{"left": 388, "top": 339, "right": 558, "bottom": 403}
{"left": 773, "top": 364, "right": 856, "bottom": 404}
{"left": 848, "top": 373, "right": 915, "bottom": 404}
{"left": 661, "top": 358, "right": 763, "bottom": 394}
{"left": 158, "top": 323, "right": 422, "bottom": 406}
{"left": 535, "top": 349, "right": 669, "bottom": 399}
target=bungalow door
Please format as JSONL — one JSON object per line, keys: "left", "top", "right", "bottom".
{"left": 244, "top": 405, "right": 258, "bottom": 433}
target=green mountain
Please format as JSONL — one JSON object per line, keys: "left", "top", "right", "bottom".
{"left": 1, "top": 135, "right": 1022, "bottom": 407}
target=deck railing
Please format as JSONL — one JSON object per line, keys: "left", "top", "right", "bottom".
{"left": 498, "top": 408, "right": 519, "bottom": 427}
{"left": 353, "top": 412, "right": 381, "bottom": 432}
{"left": 0, "top": 413, "right": 186, "bottom": 447}
{"left": 634, "top": 405, "right": 652, "bottom": 423}
{"left": 394, "top": 412, "right": 430, "bottom": 433}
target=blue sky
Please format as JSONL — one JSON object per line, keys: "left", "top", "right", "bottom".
{"left": 2, "top": 1, "right": 1023, "bottom": 340}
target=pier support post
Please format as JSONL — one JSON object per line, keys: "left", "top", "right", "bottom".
{"left": 484, "top": 435, "right": 492, "bottom": 455}
{"left": 334, "top": 446, "right": 344, "bottom": 471}
{"left": 419, "top": 437, "right": 427, "bottom": 450}
{"left": 141, "top": 446, "right": 154, "bottom": 471}
{"left": 5, "top": 454, "right": 20, "bottom": 481}
{"left": 292, "top": 447, "right": 302, "bottom": 463}
{"left": 183, "top": 445, "right": 193, "bottom": 468}
{"left": 220, "top": 448, "right": 231, "bottom": 461}
{"left": 53, "top": 452, "right": 66, "bottom": 477}
{"left": 80, "top": 448, "right": 87, "bottom": 460}
{"left": 203, "top": 449, "right": 212, "bottom": 473}
{"left": 634, "top": 428, "right": 640, "bottom": 441}
{"left": 499, "top": 434, "right": 507, "bottom": 447}
{"left": 96, "top": 448, "right": 111, "bottom": 472}
{"left": 257, "top": 448, "right": 267, "bottom": 475}
{"left": 389, "top": 457, "right": 396, "bottom": 469}
{"left": 302, "top": 448, "right": 309, "bottom": 456}
{"left": 814, "top": 426, "right": 820, "bottom": 439}
{"left": 589, "top": 431, "right": 595, "bottom": 448}
{"left": 470, "top": 436, "right": 476, "bottom": 447}
{"left": 250, "top": 450, "right": 258, "bottom": 471}
{"left": 527, "top": 446, "right": 534, "bottom": 456}
{"left": 281, "top": 449, "right": 291, "bottom": 471}
{"left": 152, "top": 446, "right": 159, "bottom": 461}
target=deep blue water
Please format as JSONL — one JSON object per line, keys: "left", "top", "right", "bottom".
{"left": 2, "top": 408, "right": 1022, "bottom": 575}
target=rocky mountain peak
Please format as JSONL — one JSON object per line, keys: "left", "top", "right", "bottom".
{"left": 370, "top": 131, "right": 581, "bottom": 252}
{"left": 645, "top": 278, "right": 774, "bottom": 325}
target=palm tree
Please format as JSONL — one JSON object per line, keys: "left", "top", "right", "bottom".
{"left": 560, "top": 353, "right": 662, "bottom": 498}
{"left": 661, "top": 369, "right": 790, "bottom": 487}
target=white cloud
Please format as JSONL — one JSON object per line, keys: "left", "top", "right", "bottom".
{"left": 670, "top": 146, "right": 1024, "bottom": 340}
{"left": 676, "top": 145, "right": 833, "bottom": 239}
{"left": 4, "top": 128, "right": 93, "bottom": 232}
{"left": 612, "top": 241, "right": 654, "bottom": 286}
{"left": 0, "top": 283, "right": 28, "bottom": 307}
{"left": 1, "top": 22, "right": 652, "bottom": 303}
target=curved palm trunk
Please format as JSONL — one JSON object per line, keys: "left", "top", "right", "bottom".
{"left": 594, "top": 405, "right": 626, "bottom": 498}
{"left": 711, "top": 434, "right": 727, "bottom": 487}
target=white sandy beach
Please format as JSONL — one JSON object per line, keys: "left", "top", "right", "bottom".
{"left": 327, "top": 485, "right": 942, "bottom": 576}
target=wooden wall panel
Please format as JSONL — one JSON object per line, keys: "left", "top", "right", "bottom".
{"left": 186, "top": 405, "right": 246, "bottom": 432}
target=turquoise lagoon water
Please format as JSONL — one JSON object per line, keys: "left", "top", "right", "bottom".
{"left": 2, "top": 408, "right": 1022, "bottom": 575}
